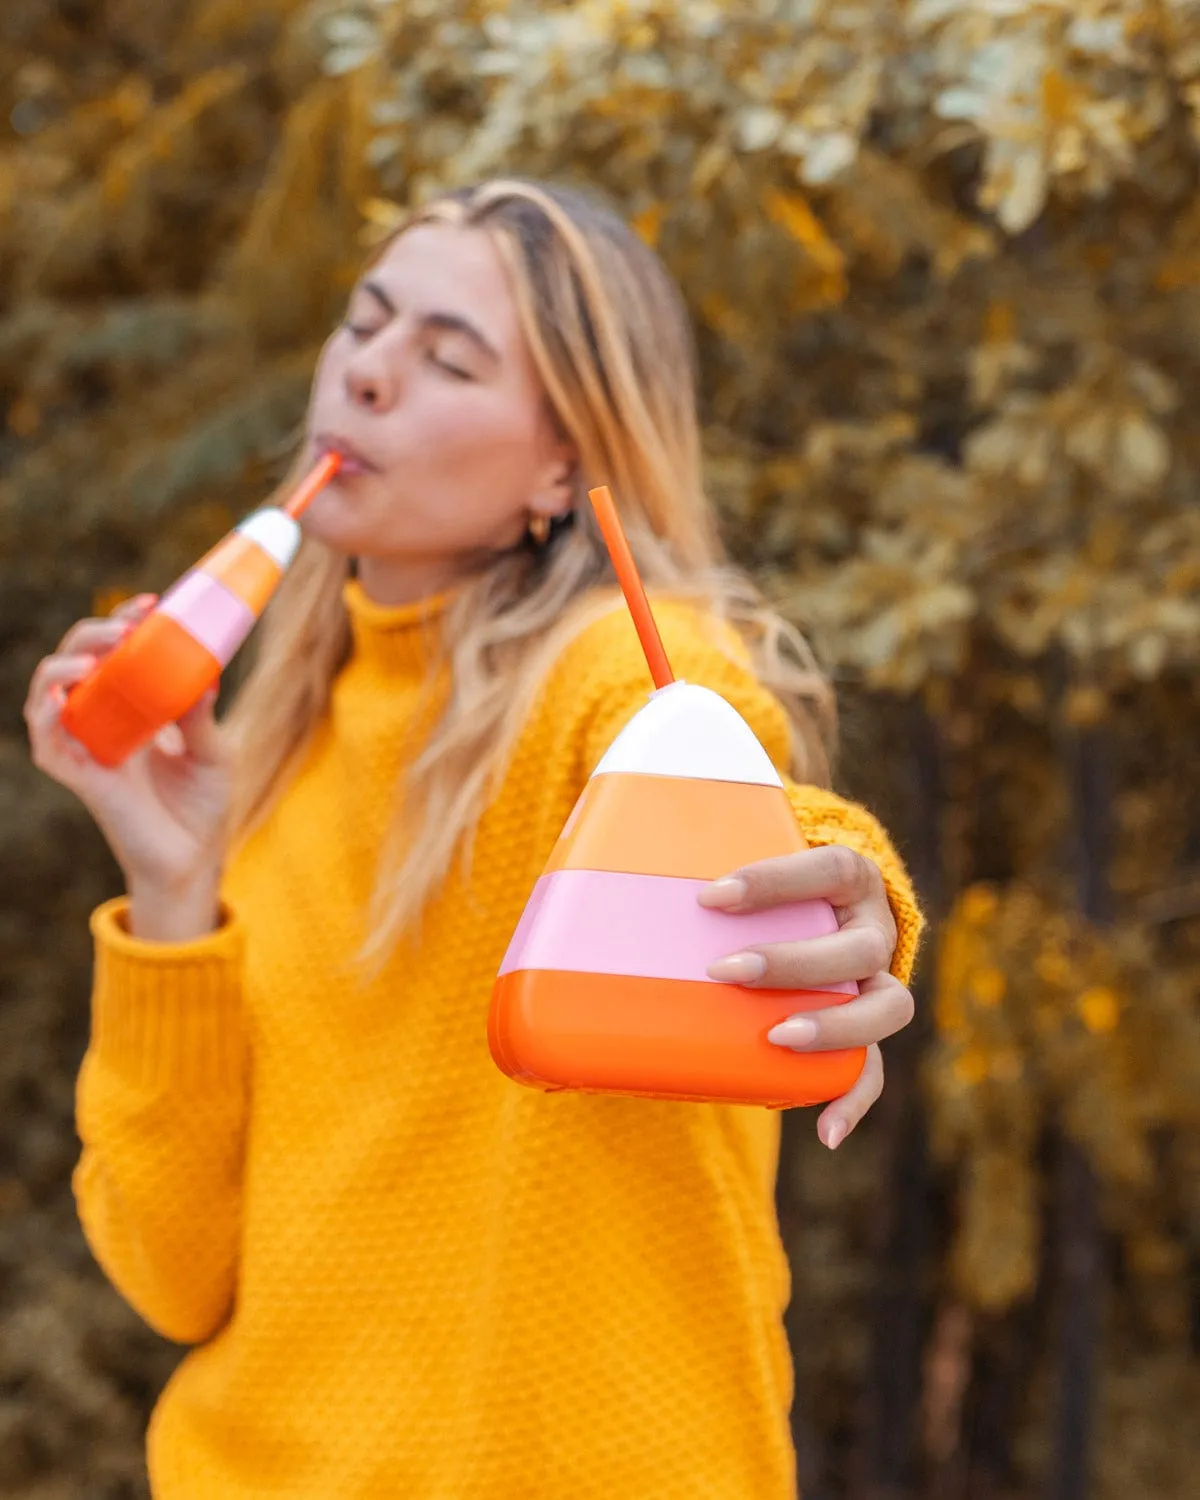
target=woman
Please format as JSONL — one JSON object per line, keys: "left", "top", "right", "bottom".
{"left": 25, "top": 180, "right": 922, "bottom": 1498}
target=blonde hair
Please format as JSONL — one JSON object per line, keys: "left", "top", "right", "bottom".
{"left": 225, "top": 179, "right": 836, "bottom": 965}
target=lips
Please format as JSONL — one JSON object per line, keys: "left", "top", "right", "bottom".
{"left": 313, "top": 432, "right": 379, "bottom": 477}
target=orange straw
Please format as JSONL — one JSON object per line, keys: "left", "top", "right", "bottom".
{"left": 588, "top": 485, "right": 675, "bottom": 690}
{"left": 284, "top": 451, "right": 343, "bottom": 518}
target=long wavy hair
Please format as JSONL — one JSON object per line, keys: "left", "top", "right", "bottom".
{"left": 225, "top": 179, "right": 836, "bottom": 965}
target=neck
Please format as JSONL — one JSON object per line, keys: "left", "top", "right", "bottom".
{"left": 354, "top": 553, "right": 469, "bottom": 608}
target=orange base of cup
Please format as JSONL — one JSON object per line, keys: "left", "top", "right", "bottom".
{"left": 489, "top": 968, "right": 866, "bottom": 1108}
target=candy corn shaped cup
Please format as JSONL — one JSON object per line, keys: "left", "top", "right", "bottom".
{"left": 488, "top": 488, "right": 866, "bottom": 1109}
{"left": 61, "top": 455, "right": 339, "bottom": 766}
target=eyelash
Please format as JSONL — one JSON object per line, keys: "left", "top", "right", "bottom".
{"left": 342, "top": 322, "right": 472, "bottom": 381}
{"left": 428, "top": 351, "right": 472, "bottom": 381}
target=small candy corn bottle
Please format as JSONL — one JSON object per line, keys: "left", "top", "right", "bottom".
{"left": 61, "top": 455, "right": 339, "bottom": 767}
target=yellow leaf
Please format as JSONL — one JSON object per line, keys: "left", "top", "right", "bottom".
{"left": 1036, "top": 949, "right": 1073, "bottom": 987}
{"left": 631, "top": 202, "right": 666, "bottom": 248}
{"left": 959, "top": 886, "right": 998, "bottom": 926}
{"left": 360, "top": 197, "right": 405, "bottom": 231}
{"left": 984, "top": 300, "right": 1016, "bottom": 344}
{"left": 763, "top": 188, "right": 844, "bottom": 276}
{"left": 700, "top": 293, "right": 750, "bottom": 342}
{"left": 992, "top": 1048, "right": 1023, "bottom": 1082}
{"left": 109, "top": 77, "right": 154, "bottom": 129}
{"left": 953, "top": 1047, "right": 989, "bottom": 1086}
{"left": 93, "top": 587, "right": 135, "bottom": 618}
{"left": 1081, "top": 244, "right": 1113, "bottom": 273}
{"left": 6, "top": 397, "right": 41, "bottom": 437}
{"left": 970, "top": 967, "right": 1006, "bottom": 1008}
{"left": 1064, "top": 685, "right": 1108, "bottom": 727}
{"left": 1077, "top": 986, "right": 1120, "bottom": 1035}
{"left": 1154, "top": 254, "right": 1200, "bottom": 292}
{"left": 1042, "top": 69, "right": 1075, "bottom": 127}
{"left": 935, "top": 991, "right": 964, "bottom": 1032}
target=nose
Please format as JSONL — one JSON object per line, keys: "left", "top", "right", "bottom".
{"left": 344, "top": 345, "right": 397, "bottom": 413}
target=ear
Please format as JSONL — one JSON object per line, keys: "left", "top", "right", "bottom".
{"left": 530, "top": 434, "right": 579, "bottom": 521}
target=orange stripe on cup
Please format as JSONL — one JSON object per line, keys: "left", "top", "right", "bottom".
{"left": 545, "top": 772, "right": 807, "bottom": 880}
{"left": 489, "top": 969, "right": 865, "bottom": 1107}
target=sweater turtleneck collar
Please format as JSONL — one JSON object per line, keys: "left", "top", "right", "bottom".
{"left": 341, "top": 577, "right": 456, "bottom": 677}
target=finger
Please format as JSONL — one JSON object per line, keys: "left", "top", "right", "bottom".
{"left": 54, "top": 594, "right": 155, "bottom": 655}
{"left": 107, "top": 592, "right": 158, "bottom": 621}
{"left": 174, "top": 687, "right": 223, "bottom": 765}
{"left": 56, "top": 615, "right": 136, "bottom": 661}
{"left": 27, "top": 679, "right": 93, "bottom": 772}
{"left": 817, "top": 1044, "right": 884, "bottom": 1149}
{"left": 24, "top": 653, "right": 98, "bottom": 720}
{"left": 765, "top": 971, "right": 914, "bottom": 1052}
{"left": 154, "top": 724, "right": 187, "bottom": 756}
{"left": 707, "top": 922, "right": 893, "bottom": 989}
{"left": 700, "top": 844, "right": 896, "bottom": 934}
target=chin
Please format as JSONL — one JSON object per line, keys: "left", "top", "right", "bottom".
{"left": 297, "top": 490, "right": 365, "bottom": 557}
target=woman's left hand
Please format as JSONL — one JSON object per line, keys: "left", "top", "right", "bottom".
{"left": 698, "top": 845, "right": 914, "bottom": 1150}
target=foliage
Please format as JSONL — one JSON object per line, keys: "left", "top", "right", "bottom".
{"left": 1, "top": 1, "right": 1198, "bottom": 1496}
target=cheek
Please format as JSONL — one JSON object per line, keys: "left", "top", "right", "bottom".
{"left": 413, "top": 387, "right": 544, "bottom": 489}
{"left": 412, "top": 383, "right": 517, "bottom": 446}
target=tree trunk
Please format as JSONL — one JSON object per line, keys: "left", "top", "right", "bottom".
{"left": 1045, "top": 693, "right": 1110, "bottom": 1500}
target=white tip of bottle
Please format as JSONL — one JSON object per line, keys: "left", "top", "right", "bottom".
{"left": 592, "top": 680, "right": 784, "bottom": 786}
{"left": 237, "top": 509, "right": 301, "bottom": 569}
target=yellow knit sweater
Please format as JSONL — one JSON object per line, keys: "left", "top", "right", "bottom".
{"left": 75, "top": 581, "right": 922, "bottom": 1500}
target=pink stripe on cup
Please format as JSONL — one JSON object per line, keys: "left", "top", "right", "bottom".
{"left": 158, "top": 571, "right": 257, "bottom": 666}
{"left": 499, "top": 868, "right": 857, "bottom": 995}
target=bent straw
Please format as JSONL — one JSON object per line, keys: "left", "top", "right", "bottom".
{"left": 587, "top": 485, "right": 675, "bottom": 690}
{"left": 284, "top": 452, "right": 343, "bottom": 518}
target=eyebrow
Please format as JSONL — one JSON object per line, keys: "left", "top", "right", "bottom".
{"left": 360, "top": 280, "right": 501, "bottom": 365}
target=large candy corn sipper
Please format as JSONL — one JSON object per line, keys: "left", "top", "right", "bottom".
{"left": 61, "top": 454, "right": 341, "bottom": 767}
{"left": 488, "top": 485, "right": 866, "bottom": 1108}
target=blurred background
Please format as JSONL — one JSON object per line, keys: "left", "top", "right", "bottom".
{"left": 2, "top": 2, "right": 1199, "bottom": 1497}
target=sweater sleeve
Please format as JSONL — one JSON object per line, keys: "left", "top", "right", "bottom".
{"left": 569, "top": 601, "right": 924, "bottom": 987}
{"left": 72, "top": 896, "right": 250, "bottom": 1345}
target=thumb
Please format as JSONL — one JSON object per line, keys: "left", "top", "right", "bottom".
{"left": 176, "top": 687, "right": 224, "bottom": 765}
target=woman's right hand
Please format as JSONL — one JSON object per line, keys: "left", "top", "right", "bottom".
{"left": 24, "top": 594, "right": 234, "bottom": 940}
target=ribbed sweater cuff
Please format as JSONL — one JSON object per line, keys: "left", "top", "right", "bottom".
{"left": 88, "top": 897, "right": 248, "bottom": 1092}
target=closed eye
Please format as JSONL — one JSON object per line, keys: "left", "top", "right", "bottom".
{"left": 427, "top": 349, "right": 474, "bottom": 381}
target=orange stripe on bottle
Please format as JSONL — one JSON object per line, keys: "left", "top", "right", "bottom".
{"left": 199, "top": 531, "right": 284, "bottom": 614}
{"left": 60, "top": 614, "right": 221, "bottom": 766}
{"left": 489, "top": 969, "right": 865, "bottom": 1107}
{"left": 545, "top": 772, "right": 807, "bottom": 880}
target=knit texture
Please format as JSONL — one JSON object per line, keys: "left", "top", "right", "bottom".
{"left": 75, "top": 582, "right": 924, "bottom": 1500}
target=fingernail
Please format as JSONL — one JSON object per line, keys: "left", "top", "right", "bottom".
{"left": 824, "top": 1119, "right": 847, "bottom": 1151}
{"left": 767, "top": 1016, "right": 819, "bottom": 1047}
{"left": 707, "top": 951, "right": 765, "bottom": 983}
{"left": 698, "top": 876, "right": 747, "bottom": 908}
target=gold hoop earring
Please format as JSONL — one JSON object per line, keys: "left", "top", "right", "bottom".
{"left": 528, "top": 512, "right": 551, "bottom": 546}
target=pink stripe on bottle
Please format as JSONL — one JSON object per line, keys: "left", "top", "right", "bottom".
{"left": 159, "top": 568, "right": 196, "bottom": 606}
{"left": 499, "top": 869, "right": 857, "bottom": 994}
{"left": 158, "top": 571, "right": 258, "bottom": 667}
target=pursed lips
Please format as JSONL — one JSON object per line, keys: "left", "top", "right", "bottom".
{"left": 314, "top": 433, "right": 379, "bottom": 476}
